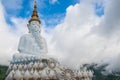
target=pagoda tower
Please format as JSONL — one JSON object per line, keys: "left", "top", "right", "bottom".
{"left": 5, "top": 1, "right": 93, "bottom": 80}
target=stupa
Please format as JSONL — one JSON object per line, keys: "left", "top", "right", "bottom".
{"left": 5, "top": 1, "right": 93, "bottom": 80}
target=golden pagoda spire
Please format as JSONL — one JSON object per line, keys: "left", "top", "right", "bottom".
{"left": 29, "top": 1, "right": 41, "bottom": 23}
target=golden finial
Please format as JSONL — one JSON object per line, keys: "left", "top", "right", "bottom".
{"left": 29, "top": 1, "right": 41, "bottom": 23}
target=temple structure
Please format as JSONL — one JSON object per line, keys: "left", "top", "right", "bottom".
{"left": 5, "top": 2, "right": 93, "bottom": 80}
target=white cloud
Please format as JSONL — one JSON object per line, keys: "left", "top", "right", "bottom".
{"left": 47, "top": 0, "right": 103, "bottom": 67}
{"left": 93, "top": 0, "right": 120, "bottom": 37}
{"left": 0, "top": 1, "right": 27, "bottom": 65}
{"left": 46, "top": 0, "right": 120, "bottom": 71}
{"left": 49, "top": 0, "right": 58, "bottom": 4}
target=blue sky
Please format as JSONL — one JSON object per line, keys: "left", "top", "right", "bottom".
{"left": 1, "top": 0, "right": 104, "bottom": 27}
{"left": 94, "top": 2, "right": 104, "bottom": 17}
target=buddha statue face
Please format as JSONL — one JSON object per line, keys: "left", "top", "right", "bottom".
{"left": 28, "top": 21, "right": 41, "bottom": 33}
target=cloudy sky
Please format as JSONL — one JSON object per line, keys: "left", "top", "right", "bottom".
{"left": 0, "top": 0, "right": 120, "bottom": 73}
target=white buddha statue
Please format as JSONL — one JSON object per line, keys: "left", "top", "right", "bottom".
{"left": 18, "top": 2, "right": 47, "bottom": 54}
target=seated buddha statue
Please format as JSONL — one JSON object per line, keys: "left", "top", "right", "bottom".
{"left": 18, "top": 2, "right": 47, "bottom": 54}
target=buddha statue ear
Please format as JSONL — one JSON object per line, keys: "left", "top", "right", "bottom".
{"left": 27, "top": 24, "right": 31, "bottom": 33}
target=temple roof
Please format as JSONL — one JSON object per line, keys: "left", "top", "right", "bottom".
{"left": 29, "top": 1, "right": 41, "bottom": 23}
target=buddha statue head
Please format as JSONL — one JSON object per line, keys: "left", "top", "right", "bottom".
{"left": 28, "top": 1, "right": 41, "bottom": 34}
